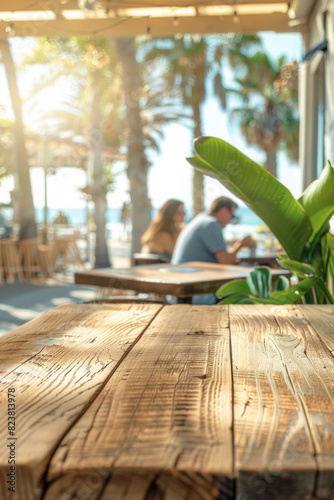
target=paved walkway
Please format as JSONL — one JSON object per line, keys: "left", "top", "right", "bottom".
{"left": 0, "top": 276, "right": 97, "bottom": 337}
{"left": 0, "top": 236, "right": 132, "bottom": 337}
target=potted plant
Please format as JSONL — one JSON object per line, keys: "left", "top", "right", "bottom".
{"left": 187, "top": 137, "right": 334, "bottom": 304}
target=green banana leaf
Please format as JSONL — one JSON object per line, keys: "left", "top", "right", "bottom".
{"left": 216, "top": 267, "right": 289, "bottom": 305}
{"left": 315, "top": 280, "right": 334, "bottom": 304}
{"left": 217, "top": 293, "right": 255, "bottom": 304}
{"left": 187, "top": 137, "right": 313, "bottom": 261}
{"left": 278, "top": 260, "right": 317, "bottom": 276}
{"left": 269, "top": 277, "right": 318, "bottom": 304}
{"left": 274, "top": 275, "right": 290, "bottom": 291}
{"left": 247, "top": 267, "right": 271, "bottom": 298}
{"left": 216, "top": 279, "right": 251, "bottom": 298}
{"left": 298, "top": 161, "right": 334, "bottom": 242}
{"left": 321, "top": 233, "right": 334, "bottom": 292}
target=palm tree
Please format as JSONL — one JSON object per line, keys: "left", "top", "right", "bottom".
{"left": 24, "top": 37, "right": 123, "bottom": 267}
{"left": 113, "top": 38, "right": 163, "bottom": 255}
{"left": 0, "top": 39, "right": 37, "bottom": 240}
{"left": 112, "top": 38, "right": 189, "bottom": 254}
{"left": 143, "top": 34, "right": 261, "bottom": 215}
{"left": 229, "top": 52, "right": 299, "bottom": 177}
{"left": 142, "top": 36, "right": 208, "bottom": 215}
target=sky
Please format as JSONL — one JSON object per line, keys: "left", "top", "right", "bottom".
{"left": 0, "top": 31, "right": 303, "bottom": 212}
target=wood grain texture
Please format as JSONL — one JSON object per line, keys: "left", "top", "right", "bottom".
{"left": 298, "top": 305, "right": 334, "bottom": 356}
{"left": 1, "top": 304, "right": 333, "bottom": 500}
{"left": 44, "top": 305, "right": 233, "bottom": 499}
{"left": 297, "top": 305, "right": 334, "bottom": 499}
{"left": 0, "top": 303, "right": 161, "bottom": 500}
{"left": 230, "top": 305, "right": 317, "bottom": 499}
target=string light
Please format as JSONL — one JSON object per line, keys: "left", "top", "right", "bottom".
{"left": 5, "top": 23, "right": 16, "bottom": 35}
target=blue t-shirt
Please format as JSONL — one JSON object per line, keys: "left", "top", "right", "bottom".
{"left": 172, "top": 213, "right": 226, "bottom": 264}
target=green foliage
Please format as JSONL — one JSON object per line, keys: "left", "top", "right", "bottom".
{"left": 217, "top": 266, "right": 293, "bottom": 304}
{"left": 187, "top": 137, "right": 312, "bottom": 261}
{"left": 187, "top": 136, "right": 334, "bottom": 304}
{"left": 227, "top": 51, "right": 299, "bottom": 176}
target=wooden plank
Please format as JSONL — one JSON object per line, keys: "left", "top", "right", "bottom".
{"left": 297, "top": 305, "right": 334, "bottom": 499}
{"left": 0, "top": 13, "right": 293, "bottom": 39}
{"left": 0, "top": 303, "right": 161, "bottom": 500}
{"left": 230, "top": 305, "right": 318, "bottom": 499}
{"left": 44, "top": 470, "right": 233, "bottom": 500}
{"left": 44, "top": 305, "right": 234, "bottom": 499}
{"left": 299, "top": 305, "right": 334, "bottom": 355}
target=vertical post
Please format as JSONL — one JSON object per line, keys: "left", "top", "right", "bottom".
{"left": 41, "top": 135, "right": 49, "bottom": 245}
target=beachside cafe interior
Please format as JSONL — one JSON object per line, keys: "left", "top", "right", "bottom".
{"left": 1, "top": 1, "right": 334, "bottom": 499}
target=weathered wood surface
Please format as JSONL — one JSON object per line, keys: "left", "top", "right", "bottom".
{"left": 232, "top": 304, "right": 334, "bottom": 500}
{"left": 45, "top": 305, "right": 234, "bottom": 499}
{"left": 0, "top": 304, "right": 333, "bottom": 500}
{"left": 75, "top": 261, "right": 289, "bottom": 297}
{"left": 0, "top": 303, "right": 162, "bottom": 500}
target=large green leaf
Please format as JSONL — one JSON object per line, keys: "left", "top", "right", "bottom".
{"left": 298, "top": 161, "right": 334, "bottom": 241}
{"left": 274, "top": 275, "right": 290, "bottom": 292}
{"left": 278, "top": 260, "right": 317, "bottom": 276}
{"left": 246, "top": 267, "right": 271, "bottom": 298}
{"left": 217, "top": 293, "right": 255, "bottom": 304}
{"left": 269, "top": 277, "right": 318, "bottom": 304}
{"left": 321, "top": 233, "right": 334, "bottom": 293}
{"left": 216, "top": 279, "right": 251, "bottom": 298}
{"left": 187, "top": 137, "right": 312, "bottom": 260}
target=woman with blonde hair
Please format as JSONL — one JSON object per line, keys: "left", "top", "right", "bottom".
{"left": 140, "top": 199, "right": 185, "bottom": 260}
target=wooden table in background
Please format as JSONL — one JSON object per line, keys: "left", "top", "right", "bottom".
{"left": 0, "top": 304, "right": 333, "bottom": 500}
{"left": 75, "top": 261, "right": 289, "bottom": 298}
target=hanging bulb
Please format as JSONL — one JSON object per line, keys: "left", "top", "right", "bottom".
{"left": 173, "top": 16, "right": 179, "bottom": 27}
{"left": 105, "top": 0, "right": 111, "bottom": 15}
{"left": 145, "top": 25, "right": 152, "bottom": 41}
{"left": 233, "top": 10, "right": 239, "bottom": 23}
{"left": 78, "top": 0, "right": 96, "bottom": 11}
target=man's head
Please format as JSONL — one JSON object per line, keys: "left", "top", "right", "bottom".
{"left": 209, "top": 197, "right": 238, "bottom": 227}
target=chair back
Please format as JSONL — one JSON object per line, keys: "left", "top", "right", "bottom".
{"left": 133, "top": 253, "right": 170, "bottom": 266}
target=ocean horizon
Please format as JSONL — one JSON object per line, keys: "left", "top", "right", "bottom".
{"left": 35, "top": 206, "right": 264, "bottom": 227}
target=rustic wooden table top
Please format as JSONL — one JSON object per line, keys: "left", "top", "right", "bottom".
{"left": 0, "top": 303, "right": 333, "bottom": 500}
{"left": 75, "top": 261, "right": 289, "bottom": 297}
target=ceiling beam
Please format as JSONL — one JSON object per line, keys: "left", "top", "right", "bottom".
{"left": 0, "top": 13, "right": 301, "bottom": 39}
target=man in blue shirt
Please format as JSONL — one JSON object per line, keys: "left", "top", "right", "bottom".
{"left": 172, "top": 197, "right": 254, "bottom": 304}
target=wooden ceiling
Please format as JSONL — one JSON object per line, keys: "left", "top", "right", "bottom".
{"left": 0, "top": 1, "right": 308, "bottom": 38}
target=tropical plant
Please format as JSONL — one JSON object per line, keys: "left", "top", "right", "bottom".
{"left": 187, "top": 136, "right": 334, "bottom": 304}
{"left": 0, "top": 39, "right": 38, "bottom": 240}
{"left": 216, "top": 266, "right": 291, "bottom": 304}
{"left": 229, "top": 52, "right": 299, "bottom": 177}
